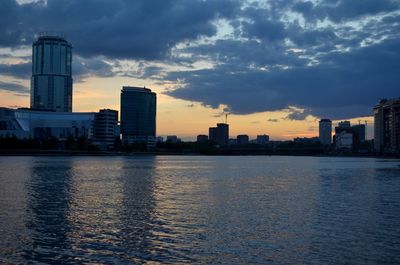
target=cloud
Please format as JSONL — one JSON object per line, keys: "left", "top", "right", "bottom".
{"left": 166, "top": 37, "right": 400, "bottom": 119}
{"left": 284, "top": 107, "right": 312, "bottom": 121}
{"left": 0, "top": 0, "right": 240, "bottom": 60}
{"left": 0, "top": 56, "right": 115, "bottom": 83}
{"left": 0, "top": 63, "right": 31, "bottom": 78}
{"left": 72, "top": 56, "right": 115, "bottom": 81}
{"left": 1, "top": 0, "right": 399, "bottom": 122}
{"left": 292, "top": 0, "right": 400, "bottom": 22}
{"left": 0, "top": 80, "right": 29, "bottom": 94}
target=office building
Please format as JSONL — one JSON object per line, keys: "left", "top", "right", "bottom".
{"left": 0, "top": 107, "right": 94, "bottom": 140}
{"left": 217, "top": 123, "right": 228, "bottom": 145}
{"left": 197, "top": 134, "right": 208, "bottom": 143}
{"left": 216, "top": 123, "right": 229, "bottom": 145}
{"left": 166, "top": 135, "right": 180, "bottom": 143}
{"left": 209, "top": 127, "right": 217, "bottom": 142}
{"left": 335, "top": 131, "right": 353, "bottom": 150}
{"left": 31, "top": 35, "right": 73, "bottom": 112}
{"left": 374, "top": 98, "right": 400, "bottom": 153}
{"left": 334, "top": 121, "right": 353, "bottom": 150}
{"left": 256, "top": 134, "right": 270, "bottom": 145}
{"left": 319, "top": 119, "right": 332, "bottom": 145}
{"left": 208, "top": 123, "right": 229, "bottom": 145}
{"left": 294, "top": 137, "right": 320, "bottom": 144}
{"left": 120, "top": 86, "right": 156, "bottom": 147}
{"left": 352, "top": 124, "right": 366, "bottom": 143}
{"left": 237, "top": 134, "right": 249, "bottom": 145}
{"left": 92, "top": 109, "right": 119, "bottom": 149}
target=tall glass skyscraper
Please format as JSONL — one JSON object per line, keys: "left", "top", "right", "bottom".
{"left": 31, "top": 35, "right": 73, "bottom": 112}
{"left": 319, "top": 119, "right": 332, "bottom": 145}
{"left": 120, "top": 86, "right": 157, "bottom": 146}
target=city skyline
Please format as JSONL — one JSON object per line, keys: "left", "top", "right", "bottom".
{"left": 1, "top": 0, "right": 399, "bottom": 140}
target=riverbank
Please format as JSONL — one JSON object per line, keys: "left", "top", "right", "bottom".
{"left": 1, "top": 149, "right": 399, "bottom": 158}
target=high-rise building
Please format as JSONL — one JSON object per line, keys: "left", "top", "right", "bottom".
{"left": 209, "top": 123, "right": 229, "bottom": 145}
{"left": 319, "top": 119, "right": 332, "bottom": 145}
{"left": 31, "top": 35, "right": 73, "bottom": 112}
{"left": 209, "top": 127, "right": 217, "bottom": 142}
{"left": 216, "top": 123, "right": 229, "bottom": 145}
{"left": 120, "top": 86, "right": 156, "bottom": 147}
{"left": 93, "top": 109, "right": 119, "bottom": 149}
{"left": 352, "top": 124, "right": 366, "bottom": 143}
{"left": 374, "top": 98, "right": 400, "bottom": 153}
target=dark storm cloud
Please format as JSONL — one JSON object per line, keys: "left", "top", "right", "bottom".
{"left": 167, "top": 37, "right": 400, "bottom": 120}
{"left": 1, "top": 0, "right": 399, "bottom": 120}
{"left": 72, "top": 57, "right": 115, "bottom": 82}
{"left": 0, "top": 63, "right": 31, "bottom": 78}
{"left": 0, "top": 80, "right": 29, "bottom": 94}
{"left": 0, "top": 0, "right": 240, "bottom": 60}
{"left": 0, "top": 57, "right": 114, "bottom": 82}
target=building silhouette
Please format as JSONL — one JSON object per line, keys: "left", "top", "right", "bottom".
{"left": 209, "top": 127, "right": 217, "bottom": 142}
{"left": 31, "top": 35, "right": 73, "bottom": 112}
{"left": 237, "top": 134, "right": 249, "bottom": 145}
{"left": 166, "top": 135, "right": 180, "bottom": 143}
{"left": 352, "top": 124, "right": 366, "bottom": 143}
{"left": 256, "top": 134, "right": 269, "bottom": 145}
{"left": 120, "top": 86, "right": 156, "bottom": 147}
{"left": 216, "top": 123, "right": 229, "bottom": 145}
{"left": 208, "top": 123, "right": 229, "bottom": 145}
{"left": 319, "top": 119, "right": 332, "bottom": 145}
{"left": 197, "top": 134, "right": 208, "bottom": 143}
{"left": 374, "top": 98, "right": 400, "bottom": 153}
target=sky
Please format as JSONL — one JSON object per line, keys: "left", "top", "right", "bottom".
{"left": 1, "top": 0, "right": 399, "bottom": 140}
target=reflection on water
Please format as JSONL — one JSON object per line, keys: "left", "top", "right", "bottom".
{"left": 0, "top": 156, "right": 400, "bottom": 264}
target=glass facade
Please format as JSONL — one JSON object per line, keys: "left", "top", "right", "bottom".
{"left": 31, "top": 35, "right": 73, "bottom": 112}
{"left": 120, "top": 87, "right": 156, "bottom": 145}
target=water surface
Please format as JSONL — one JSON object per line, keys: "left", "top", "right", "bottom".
{"left": 1, "top": 156, "right": 400, "bottom": 264}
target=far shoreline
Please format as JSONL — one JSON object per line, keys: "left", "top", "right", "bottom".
{"left": 1, "top": 150, "right": 399, "bottom": 159}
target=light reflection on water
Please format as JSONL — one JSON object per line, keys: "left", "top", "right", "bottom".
{"left": 0, "top": 156, "right": 400, "bottom": 264}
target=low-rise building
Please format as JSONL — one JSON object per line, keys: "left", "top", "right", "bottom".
{"left": 335, "top": 131, "right": 353, "bottom": 150}
{"left": 256, "top": 134, "right": 270, "bottom": 145}
{"left": 166, "top": 135, "right": 180, "bottom": 143}
{"left": 197, "top": 134, "right": 208, "bottom": 143}
{"left": 0, "top": 107, "right": 95, "bottom": 140}
{"left": 237, "top": 134, "right": 249, "bottom": 145}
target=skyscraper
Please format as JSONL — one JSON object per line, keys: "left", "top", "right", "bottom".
{"left": 319, "top": 119, "right": 332, "bottom": 145}
{"left": 120, "top": 86, "right": 156, "bottom": 147}
{"left": 31, "top": 35, "right": 73, "bottom": 112}
{"left": 209, "top": 127, "right": 217, "bottom": 142}
{"left": 374, "top": 98, "right": 400, "bottom": 153}
{"left": 216, "top": 123, "right": 229, "bottom": 145}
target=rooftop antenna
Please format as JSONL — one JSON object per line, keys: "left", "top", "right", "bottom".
{"left": 225, "top": 113, "right": 228, "bottom": 124}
